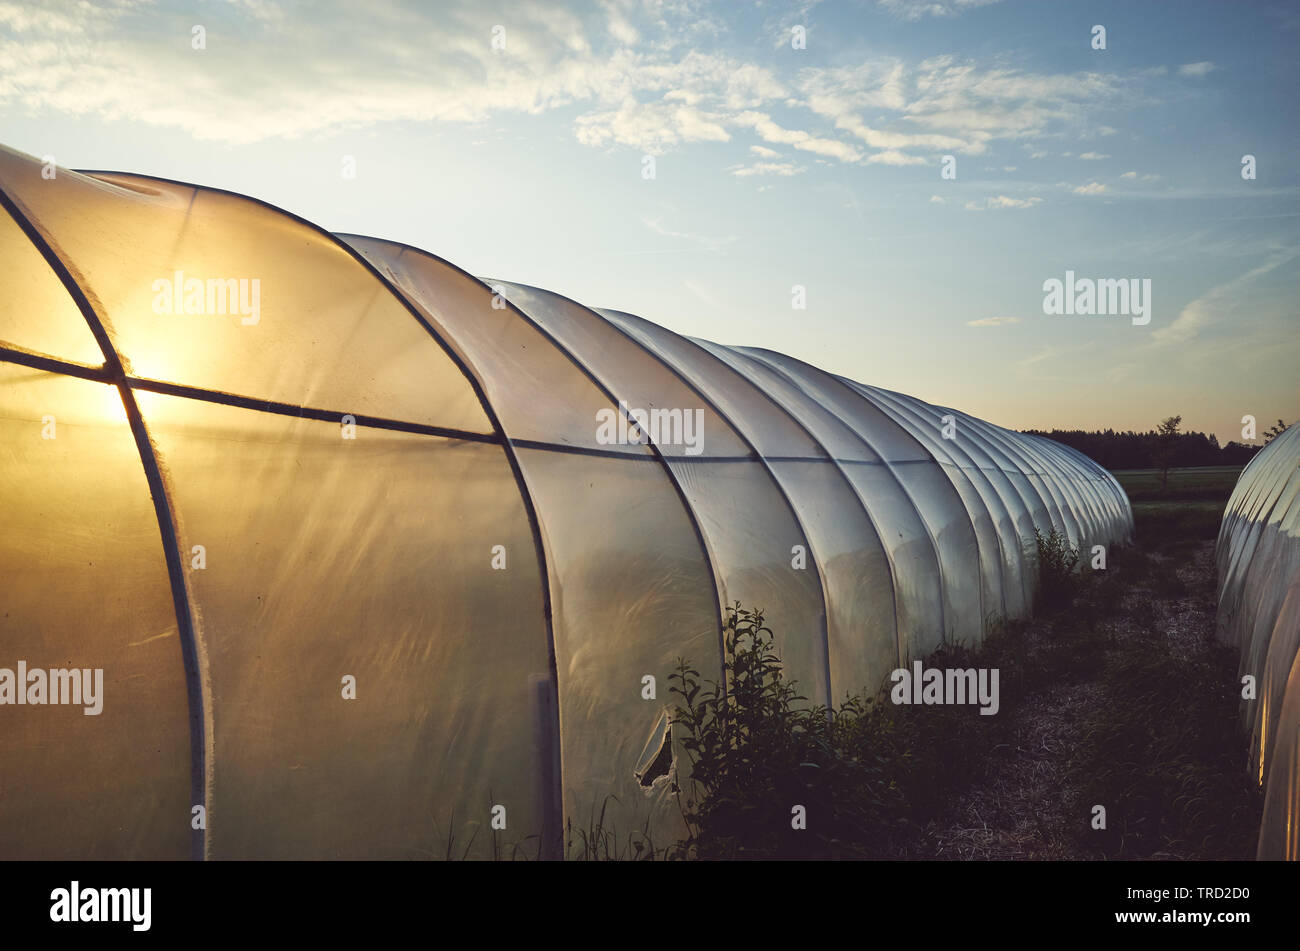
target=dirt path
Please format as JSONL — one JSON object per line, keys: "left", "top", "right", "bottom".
{"left": 924, "top": 539, "right": 1227, "bottom": 860}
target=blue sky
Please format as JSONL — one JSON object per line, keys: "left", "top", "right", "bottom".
{"left": 1, "top": 0, "right": 1296, "bottom": 444}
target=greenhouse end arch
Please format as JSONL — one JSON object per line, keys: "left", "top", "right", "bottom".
{"left": 0, "top": 144, "right": 1132, "bottom": 859}
{"left": 1216, "top": 423, "right": 1300, "bottom": 860}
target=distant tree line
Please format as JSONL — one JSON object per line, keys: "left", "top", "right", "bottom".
{"left": 1018, "top": 426, "right": 1263, "bottom": 470}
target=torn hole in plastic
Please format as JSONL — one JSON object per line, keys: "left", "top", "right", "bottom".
{"left": 634, "top": 709, "right": 674, "bottom": 791}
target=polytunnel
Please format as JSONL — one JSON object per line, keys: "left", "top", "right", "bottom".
{"left": 1216, "top": 423, "right": 1300, "bottom": 860}
{"left": 0, "top": 144, "right": 1133, "bottom": 859}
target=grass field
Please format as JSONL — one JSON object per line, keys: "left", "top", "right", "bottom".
{"left": 1111, "top": 466, "right": 1243, "bottom": 503}
{"left": 1111, "top": 466, "right": 1241, "bottom": 541}
{"left": 1131, "top": 500, "right": 1226, "bottom": 542}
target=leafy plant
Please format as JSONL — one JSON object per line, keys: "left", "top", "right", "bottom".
{"left": 668, "top": 604, "right": 911, "bottom": 859}
{"left": 1034, "top": 527, "right": 1080, "bottom": 610}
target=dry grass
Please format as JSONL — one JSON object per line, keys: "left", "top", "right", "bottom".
{"left": 923, "top": 516, "right": 1260, "bottom": 861}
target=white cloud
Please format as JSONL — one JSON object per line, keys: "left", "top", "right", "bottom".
{"left": 930, "top": 194, "right": 946, "bottom": 203}
{"left": 762, "top": 0, "right": 827, "bottom": 49}
{"left": 0, "top": 0, "right": 1148, "bottom": 175}
{"left": 682, "top": 278, "right": 725, "bottom": 309}
{"left": 1015, "top": 341, "right": 1096, "bottom": 376}
{"left": 1017, "top": 344, "right": 1062, "bottom": 368}
{"left": 641, "top": 216, "right": 738, "bottom": 252}
{"left": 792, "top": 55, "right": 1137, "bottom": 169}
{"left": 1014, "top": 347, "right": 1124, "bottom": 384}
{"left": 602, "top": 0, "right": 640, "bottom": 44}
{"left": 0, "top": 1, "right": 790, "bottom": 150}
{"left": 1079, "top": 151, "right": 1109, "bottom": 160}
{"left": 1152, "top": 250, "right": 1298, "bottom": 346}
{"left": 576, "top": 99, "right": 731, "bottom": 152}
{"left": 749, "top": 144, "right": 781, "bottom": 158}
{"left": 729, "top": 161, "right": 804, "bottom": 177}
{"left": 876, "top": 0, "right": 1004, "bottom": 21}
{"left": 967, "top": 316, "right": 1021, "bottom": 326}
{"left": 1179, "top": 61, "right": 1217, "bottom": 77}
{"left": 733, "top": 110, "right": 863, "bottom": 163}
{"left": 965, "top": 195, "right": 1043, "bottom": 210}
{"left": 1072, "top": 182, "right": 1107, "bottom": 195}
{"left": 865, "top": 149, "right": 928, "bottom": 165}
{"left": 988, "top": 195, "right": 1042, "bottom": 208}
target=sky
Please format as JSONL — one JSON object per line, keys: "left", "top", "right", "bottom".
{"left": 1, "top": 0, "right": 1296, "bottom": 445}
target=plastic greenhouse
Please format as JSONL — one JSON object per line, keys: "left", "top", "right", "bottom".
{"left": 1217, "top": 423, "right": 1300, "bottom": 860}
{"left": 0, "top": 144, "right": 1133, "bottom": 859}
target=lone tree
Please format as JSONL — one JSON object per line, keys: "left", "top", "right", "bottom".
{"left": 1154, "top": 415, "right": 1182, "bottom": 490}
{"left": 1265, "top": 419, "right": 1290, "bottom": 445}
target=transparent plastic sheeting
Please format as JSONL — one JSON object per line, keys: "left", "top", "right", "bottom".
{"left": 0, "top": 145, "right": 1133, "bottom": 859}
{"left": 1216, "top": 424, "right": 1300, "bottom": 860}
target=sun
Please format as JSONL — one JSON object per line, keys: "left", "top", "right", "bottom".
{"left": 96, "top": 382, "right": 130, "bottom": 425}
